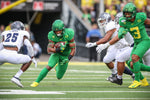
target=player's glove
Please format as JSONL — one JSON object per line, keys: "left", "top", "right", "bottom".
{"left": 96, "top": 42, "right": 110, "bottom": 54}
{"left": 85, "top": 42, "right": 97, "bottom": 48}
{"left": 118, "top": 27, "right": 128, "bottom": 39}
{"left": 32, "top": 57, "right": 37, "bottom": 67}
{"left": 60, "top": 59, "right": 69, "bottom": 65}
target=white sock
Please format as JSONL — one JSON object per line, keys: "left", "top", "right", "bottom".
{"left": 14, "top": 69, "right": 23, "bottom": 78}
{"left": 110, "top": 68, "right": 117, "bottom": 75}
{"left": 117, "top": 74, "right": 122, "bottom": 79}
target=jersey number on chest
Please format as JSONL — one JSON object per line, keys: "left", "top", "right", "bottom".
{"left": 130, "top": 27, "right": 141, "bottom": 39}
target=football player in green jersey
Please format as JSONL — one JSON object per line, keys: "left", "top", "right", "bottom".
{"left": 118, "top": 3, "right": 150, "bottom": 88}
{"left": 30, "top": 20, "right": 76, "bottom": 87}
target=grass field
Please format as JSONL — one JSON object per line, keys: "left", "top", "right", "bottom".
{"left": 0, "top": 62, "right": 150, "bottom": 100}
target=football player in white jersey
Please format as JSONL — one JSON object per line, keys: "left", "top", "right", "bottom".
{"left": 96, "top": 12, "right": 149, "bottom": 87}
{"left": 86, "top": 13, "right": 134, "bottom": 81}
{"left": 0, "top": 21, "right": 37, "bottom": 88}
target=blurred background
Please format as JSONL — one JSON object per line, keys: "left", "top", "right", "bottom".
{"left": 0, "top": 0, "right": 150, "bottom": 62}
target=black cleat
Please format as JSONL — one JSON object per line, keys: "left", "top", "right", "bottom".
{"left": 107, "top": 74, "right": 117, "bottom": 81}
{"left": 110, "top": 76, "right": 123, "bottom": 85}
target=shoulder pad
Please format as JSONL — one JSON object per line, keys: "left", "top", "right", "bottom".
{"left": 119, "top": 17, "right": 126, "bottom": 27}
{"left": 21, "top": 31, "right": 30, "bottom": 39}
{"left": 48, "top": 31, "right": 57, "bottom": 41}
{"left": 137, "top": 12, "right": 147, "bottom": 22}
{"left": 63, "top": 28, "right": 74, "bottom": 41}
{"left": 105, "top": 21, "right": 116, "bottom": 32}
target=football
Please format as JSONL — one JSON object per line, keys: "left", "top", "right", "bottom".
{"left": 54, "top": 41, "right": 66, "bottom": 48}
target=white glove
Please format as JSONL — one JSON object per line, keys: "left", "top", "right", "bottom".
{"left": 85, "top": 42, "right": 97, "bottom": 48}
{"left": 96, "top": 42, "right": 110, "bottom": 54}
{"left": 32, "top": 58, "right": 37, "bottom": 67}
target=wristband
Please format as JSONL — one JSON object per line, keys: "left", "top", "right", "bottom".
{"left": 68, "top": 55, "right": 73, "bottom": 60}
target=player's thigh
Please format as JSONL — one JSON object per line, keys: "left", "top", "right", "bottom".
{"left": 116, "top": 47, "right": 132, "bottom": 62}
{"left": 56, "top": 62, "right": 68, "bottom": 79}
{"left": 48, "top": 53, "right": 59, "bottom": 68}
{"left": 133, "top": 40, "right": 150, "bottom": 58}
{"left": 15, "top": 54, "right": 31, "bottom": 64}
{"left": 103, "top": 45, "right": 117, "bottom": 63}
{"left": 0, "top": 49, "right": 31, "bottom": 64}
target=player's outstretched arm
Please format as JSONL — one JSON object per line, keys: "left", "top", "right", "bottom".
{"left": 24, "top": 36, "right": 37, "bottom": 67}
{"left": 96, "top": 35, "right": 120, "bottom": 54}
{"left": 24, "top": 37, "right": 34, "bottom": 57}
{"left": 85, "top": 28, "right": 116, "bottom": 48}
{"left": 109, "top": 35, "right": 120, "bottom": 45}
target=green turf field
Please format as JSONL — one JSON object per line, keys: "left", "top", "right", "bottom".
{"left": 0, "top": 62, "right": 150, "bottom": 100}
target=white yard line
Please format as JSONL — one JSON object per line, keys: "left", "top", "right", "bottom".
{"left": 0, "top": 90, "right": 64, "bottom": 94}
{"left": 0, "top": 89, "right": 150, "bottom": 95}
{"left": 6, "top": 98, "right": 150, "bottom": 100}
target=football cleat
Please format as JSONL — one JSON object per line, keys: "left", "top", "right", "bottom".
{"left": 128, "top": 80, "right": 141, "bottom": 89}
{"left": 141, "top": 78, "right": 149, "bottom": 87}
{"left": 11, "top": 76, "right": 23, "bottom": 88}
{"left": 110, "top": 76, "right": 123, "bottom": 85}
{"left": 107, "top": 74, "right": 116, "bottom": 81}
{"left": 30, "top": 82, "right": 39, "bottom": 87}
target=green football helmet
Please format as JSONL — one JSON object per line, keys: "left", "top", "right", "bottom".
{"left": 52, "top": 20, "right": 64, "bottom": 37}
{"left": 123, "top": 3, "right": 136, "bottom": 20}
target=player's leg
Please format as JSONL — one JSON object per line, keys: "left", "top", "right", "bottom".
{"left": 110, "top": 47, "right": 134, "bottom": 85}
{"left": 132, "top": 40, "right": 150, "bottom": 77}
{"left": 11, "top": 61, "right": 32, "bottom": 88}
{"left": 55, "top": 55, "right": 69, "bottom": 79}
{"left": 129, "top": 40, "right": 150, "bottom": 88}
{"left": 103, "top": 45, "right": 117, "bottom": 80}
{"left": 30, "top": 53, "right": 59, "bottom": 87}
{"left": 4, "top": 51, "right": 32, "bottom": 88}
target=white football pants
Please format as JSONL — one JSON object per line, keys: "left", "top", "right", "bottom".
{"left": 0, "top": 49, "right": 31, "bottom": 65}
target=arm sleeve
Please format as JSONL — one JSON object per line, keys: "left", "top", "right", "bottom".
{"left": 24, "top": 39, "right": 34, "bottom": 57}
{"left": 105, "top": 21, "right": 116, "bottom": 32}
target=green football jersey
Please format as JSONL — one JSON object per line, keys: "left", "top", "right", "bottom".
{"left": 119, "top": 12, "right": 150, "bottom": 44}
{"left": 48, "top": 28, "right": 74, "bottom": 56}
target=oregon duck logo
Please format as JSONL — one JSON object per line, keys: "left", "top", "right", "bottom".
{"left": 65, "top": 35, "right": 68, "bottom": 38}
{"left": 137, "top": 19, "right": 141, "bottom": 23}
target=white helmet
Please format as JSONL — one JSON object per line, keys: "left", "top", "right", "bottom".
{"left": 11, "top": 21, "right": 25, "bottom": 30}
{"left": 97, "top": 12, "right": 111, "bottom": 28}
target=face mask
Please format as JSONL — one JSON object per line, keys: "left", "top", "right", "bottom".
{"left": 56, "top": 33, "right": 62, "bottom": 36}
